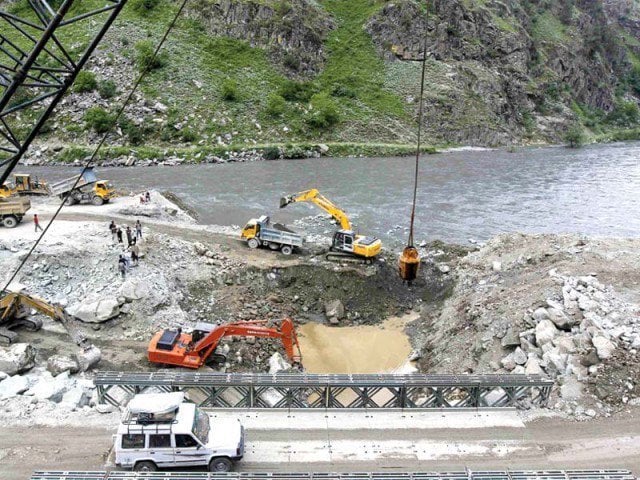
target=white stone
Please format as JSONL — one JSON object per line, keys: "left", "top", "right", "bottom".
{"left": 47, "top": 355, "right": 79, "bottom": 377}
{"left": 0, "top": 343, "right": 36, "bottom": 376}
{"left": 525, "top": 356, "right": 543, "bottom": 375}
{"left": 535, "top": 320, "right": 558, "bottom": 346}
{"left": 26, "top": 370, "right": 72, "bottom": 403}
{"left": 533, "top": 308, "right": 550, "bottom": 322}
{"left": 119, "top": 279, "right": 150, "bottom": 301}
{"left": 72, "top": 297, "right": 120, "bottom": 323}
{"left": 268, "top": 352, "right": 291, "bottom": 374}
{"left": 592, "top": 336, "right": 615, "bottom": 360}
{"left": 492, "top": 261, "right": 502, "bottom": 272}
{"left": 512, "top": 347, "right": 527, "bottom": 365}
{"left": 324, "top": 299, "right": 345, "bottom": 320}
{"left": 0, "top": 375, "right": 29, "bottom": 399}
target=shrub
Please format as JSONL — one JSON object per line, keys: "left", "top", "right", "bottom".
{"left": 119, "top": 117, "right": 144, "bottom": 145}
{"left": 221, "top": 79, "right": 238, "bottom": 101}
{"left": 283, "top": 52, "right": 300, "bottom": 71}
{"left": 85, "top": 107, "right": 115, "bottom": 134}
{"left": 131, "top": 0, "right": 161, "bottom": 14}
{"left": 180, "top": 128, "right": 198, "bottom": 142}
{"left": 135, "top": 40, "right": 166, "bottom": 72}
{"left": 98, "top": 80, "right": 117, "bottom": 99}
{"left": 73, "top": 71, "right": 97, "bottom": 93}
{"left": 265, "top": 93, "right": 286, "bottom": 117}
{"left": 278, "top": 80, "right": 317, "bottom": 102}
{"left": 305, "top": 94, "right": 340, "bottom": 129}
{"left": 564, "top": 124, "right": 586, "bottom": 148}
{"left": 606, "top": 100, "right": 640, "bottom": 126}
{"left": 330, "top": 84, "right": 356, "bottom": 98}
{"left": 262, "top": 146, "right": 280, "bottom": 160}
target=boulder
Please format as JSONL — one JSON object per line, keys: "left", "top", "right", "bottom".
{"left": 542, "top": 349, "right": 567, "bottom": 375}
{"left": 500, "top": 353, "right": 516, "bottom": 371}
{"left": 0, "top": 343, "right": 36, "bottom": 376}
{"left": 268, "top": 352, "right": 291, "bottom": 374}
{"left": 512, "top": 347, "right": 527, "bottom": 365}
{"left": 547, "top": 307, "right": 575, "bottom": 331}
{"left": 535, "top": 320, "right": 558, "bottom": 346}
{"left": 47, "top": 355, "right": 80, "bottom": 377}
{"left": 580, "top": 349, "right": 601, "bottom": 367}
{"left": 26, "top": 370, "right": 72, "bottom": 403}
{"left": 560, "top": 377, "right": 583, "bottom": 401}
{"left": 553, "top": 336, "right": 577, "bottom": 355}
{"left": 119, "top": 279, "right": 150, "bottom": 302}
{"left": 324, "top": 299, "right": 345, "bottom": 322}
{"left": 0, "top": 375, "right": 29, "bottom": 399}
{"left": 95, "top": 402, "right": 117, "bottom": 414}
{"left": 533, "top": 308, "right": 550, "bottom": 322}
{"left": 525, "top": 355, "right": 543, "bottom": 375}
{"left": 75, "top": 345, "right": 102, "bottom": 372}
{"left": 500, "top": 328, "right": 520, "bottom": 348}
{"left": 592, "top": 336, "right": 615, "bottom": 360}
{"left": 492, "top": 261, "right": 502, "bottom": 272}
{"left": 60, "top": 385, "right": 91, "bottom": 410}
{"left": 72, "top": 297, "right": 120, "bottom": 323}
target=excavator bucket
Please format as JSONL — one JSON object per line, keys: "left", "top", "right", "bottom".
{"left": 399, "top": 246, "right": 420, "bottom": 283}
{"left": 279, "top": 196, "right": 292, "bottom": 208}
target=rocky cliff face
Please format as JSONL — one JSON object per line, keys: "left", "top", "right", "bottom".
{"left": 186, "top": 0, "right": 334, "bottom": 76}
{"left": 366, "top": 0, "right": 640, "bottom": 145}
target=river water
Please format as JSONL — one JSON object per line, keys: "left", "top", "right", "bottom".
{"left": 23, "top": 142, "right": 640, "bottom": 245}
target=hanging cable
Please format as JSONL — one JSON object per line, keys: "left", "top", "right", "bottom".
{"left": 399, "top": 6, "right": 429, "bottom": 284}
{"left": 1, "top": 0, "right": 190, "bottom": 295}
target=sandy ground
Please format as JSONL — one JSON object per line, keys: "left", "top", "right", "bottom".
{"left": 2, "top": 407, "right": 639, "bottom": 478}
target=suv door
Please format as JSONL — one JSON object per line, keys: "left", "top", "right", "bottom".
{"left": 148, "top": 434, "right": 175, "bottom": 468}
{"left": 173, "top": 434, "right": 208, "bottom": 467}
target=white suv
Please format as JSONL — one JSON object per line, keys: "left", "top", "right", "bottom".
{"left": 114, "top": 392, "right": 244, "bottom": 472}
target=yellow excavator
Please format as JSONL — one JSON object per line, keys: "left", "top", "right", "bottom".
{"left": 0, "top": 291, "right": 88, "bottom": 348}
{"left": 280, "top": 189, "right": 382, "bottom": 263}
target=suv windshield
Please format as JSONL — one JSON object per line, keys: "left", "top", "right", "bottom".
{"left": 192, "top": 407, "right": 210, "bottom": 443}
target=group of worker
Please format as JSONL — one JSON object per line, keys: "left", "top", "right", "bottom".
{"left": 109, "top": 218, "right": 143, "bottom": 279}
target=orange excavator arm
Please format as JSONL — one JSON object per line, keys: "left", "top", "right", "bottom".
{"left": 193, "top": 318, "right": 302, "bottom": 365}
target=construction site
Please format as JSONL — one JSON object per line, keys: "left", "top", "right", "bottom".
{"left": 1, "top": 1, "right": 640, "bottom": 480}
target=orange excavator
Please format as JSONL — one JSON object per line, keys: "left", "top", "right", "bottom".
{"left": 148, "top": 318, "right": 302, "bottom": 369}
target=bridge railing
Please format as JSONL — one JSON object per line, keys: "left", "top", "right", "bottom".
{"left": 94, "top": 372, "right": 554, "bottom": 409}
{"left": 30, "top": 470, "right": 637, "bottom": 480}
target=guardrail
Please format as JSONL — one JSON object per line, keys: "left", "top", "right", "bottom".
{"left": 95, "top": 372, "right": 553, "bottom": 409}
{"left": 30, "top": 470, "right": 637, "bottom": 480}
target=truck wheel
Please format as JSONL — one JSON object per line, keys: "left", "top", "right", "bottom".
{"left": 133, "top": 461, "right": 157, "bottom": 472}
{"left": 64, "top": 196, "right": 78, "bottom": 206}
{"left": 247, "top": 238, "right": 260, "bottom": 249}
{"left": 281, "top": 245, "right": 293, "bottom": 255}
{"left": 209, "top": 457, "right": 233, "bottom": 472}
{"left": 2, "top": 216, "right": 18, "bottom": 228}
{"left": 268, "top": 242, "right": 280, "bottom": 250}
{"left": 91, "top": 196, "right": 104, "bottom": 206}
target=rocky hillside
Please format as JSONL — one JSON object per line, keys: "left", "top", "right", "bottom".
{"left": 6, "top": 0, "right": 640, "bottom": 163}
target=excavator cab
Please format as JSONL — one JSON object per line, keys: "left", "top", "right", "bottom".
{"left": 333, "top": 231, "right": 355, "bottom": 252}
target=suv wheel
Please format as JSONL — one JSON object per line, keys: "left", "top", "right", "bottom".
{"left": 134, "top": 461, "right": 157, "bottom": 472}
{"left": 209, "top": 457, "right": 232, "bottom": 472}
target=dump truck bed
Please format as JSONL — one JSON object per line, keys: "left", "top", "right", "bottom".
{"left": 0, "top": 196, "right": 31, "bottom": 215}
{"left": 259, "top": 226, "right": 304, "bottom": 247}
{"left": 49, "top": 168, "right": 97, "bottom": 196}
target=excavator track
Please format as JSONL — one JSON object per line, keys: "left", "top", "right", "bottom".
{"left": 0, "top": 327, "right": 18, "bottom": 345}
{"left": 325, "top": 251, "right": 374, "bottom": 265}
{"left": 8, "top": 316, "right": 44, "bottom": 332}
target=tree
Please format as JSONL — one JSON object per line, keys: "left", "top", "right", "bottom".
{"left": 564, "top": 124, "right": 586, "bottom": 148}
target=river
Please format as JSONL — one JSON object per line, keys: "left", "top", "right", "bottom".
{"left": 22, "top": 142, "right": 640, "bottom": 246}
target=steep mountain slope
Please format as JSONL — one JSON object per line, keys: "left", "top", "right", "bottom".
{"left": 5, "top": 0, "right": 640, "bottom": 163}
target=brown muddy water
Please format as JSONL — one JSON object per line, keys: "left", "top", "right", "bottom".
{"left": 297, "top": 314, "right": 417, "bottom": 374}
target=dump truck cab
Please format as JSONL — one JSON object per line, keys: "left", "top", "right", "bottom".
{"left": 94, "top": 180, "right": 115, "bottom": 201}
{"left": 114, "top": 392, "right": 244, "bottom": 472}
{"left": 241, "top": 218, "right": 260, "bottom": 240}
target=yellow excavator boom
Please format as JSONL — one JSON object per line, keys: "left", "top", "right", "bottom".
{"left": 280, "top": 189, "right": 352, "bottom": 231}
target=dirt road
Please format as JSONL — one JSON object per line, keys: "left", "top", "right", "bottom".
{"left": 3, "top": 408, "right": 639, "bottom": 479}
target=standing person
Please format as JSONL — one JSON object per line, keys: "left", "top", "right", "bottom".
{"left": 145, "top": 191, "right": 151, "bottom": 203}
{"left": 33, "top": 214, "right": 43, "bottom": 232}
{"left": 125, "top": 226, "right": 133, "bottom": 247}
{"left": 116, "top": 227, "right": 123, "bottom": 244}
{"left": 109, "top": 220, "right": 117, "bottom": 242}
{"left": 118, "top": 254, "right": 127, "bottom": 279}
{"left": 139, "top": 194, "right": 146, "bottom": 204}
{"left": 135, "top": 220, "right": 142, "bottom": 240}
{"left": 129, "top": 239, "right": 140, "bottom": 266}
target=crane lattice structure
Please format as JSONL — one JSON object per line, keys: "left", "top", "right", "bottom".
{"left": 0, "top": 0, "right": 126, "bottom": 184}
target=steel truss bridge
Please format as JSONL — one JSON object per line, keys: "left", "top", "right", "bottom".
{"left": 95, "top": 372, "right": 553, "bottom": 409}
{"left": 30, "top": 470, "right": 637, "bottom": 480}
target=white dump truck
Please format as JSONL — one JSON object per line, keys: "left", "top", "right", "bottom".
{"left": 114, "top": 392, "right": 244, "bottom": 472}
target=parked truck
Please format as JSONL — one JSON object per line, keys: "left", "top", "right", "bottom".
{"left": 114, "top": 392, "right": 244, "bottom": 472}
{"left": 0, "top": 196, "right": 31, "bottom": 228}
{"left": 240, "top": 215, "right": 303, "bottom": 255}
{"left": 49, "top": 167, "right": 116, "bottom": 205}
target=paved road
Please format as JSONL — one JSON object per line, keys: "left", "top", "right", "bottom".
{"left": 3, "top": 408, "right": 639, "bottom": 479}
